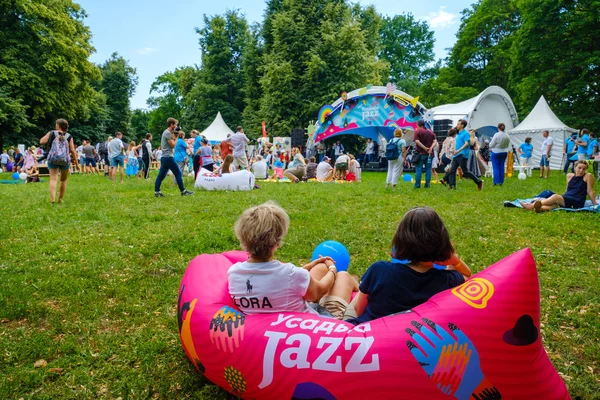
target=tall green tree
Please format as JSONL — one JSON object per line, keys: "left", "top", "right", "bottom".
{"left": 260, "top": 0, "right": 385, "bottom": 135}
{"left": 510, "top": 0, "right": 600, "bottom": 128}
{"left": 448, "top": 0, "right": 520, "bottom": 92}
{"left": 130, "top": 109, "right": 151, "bottom": 139}
{"left": 0, "top": 0, "right": 100, "bottom": 146}
{"left": 183, "top": 10, "right": 250, "bottom": 132}
{"left": 241, "top": 24, "right": 266, "bottom": 137}
{"left": 379, "top": 13, "right": 436, "bottom": 95}
{"left": 99, "top": 52, "right": 138, "bottom": 138}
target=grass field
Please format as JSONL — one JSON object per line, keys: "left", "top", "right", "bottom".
{"left": 1, "top": 170, "right": 599, "bottom": 399}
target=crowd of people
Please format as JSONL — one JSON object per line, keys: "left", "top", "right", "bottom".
{"left": 2, "top": 115, "right": 597, "bottom": 208}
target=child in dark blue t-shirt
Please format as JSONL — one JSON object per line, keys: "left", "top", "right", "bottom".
{"left": 345, "top": 207, "right": 472, "bottom": 324}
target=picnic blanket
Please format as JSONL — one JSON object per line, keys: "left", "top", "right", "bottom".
{"left": 504, "top": 198, "right": 600, "bottom": 212}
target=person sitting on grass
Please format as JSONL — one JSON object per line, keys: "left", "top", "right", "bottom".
{"left": 305, "top": 157, "right": 318, "bottom": 180}
{"left": 347, "top": 154, "right": 361, "bottom": 182}
{"left": 25, "top": 165, "right": 40, "bottom": 183}
{"left": 342, "top": 207, "right": 472, "bottom": 324}
{"left": 283, "top": 147, "right": 306, "bottom": 183}
{"left": 520, "top": 160, "right": 597, "bottom": 212}
{"left": 269, "top": 157, "right": 285, "bottom": 180}
{"left": 211, "top": 154, "right": 236, "bottom": 176}
{"left": 316, "top": 156, "right": 334, "bottom": 182}
{"left": 228, "top": 201, "right": 358, "bottom": 319}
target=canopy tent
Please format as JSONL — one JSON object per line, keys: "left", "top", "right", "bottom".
{"left": 430, "top": 86, "right": 519, "bottom": 142}
{"left": 312, "top": 85, "right": 429, "bottom": 144}
{"left": 507, "top": 96, "right": 576, "bottom": 170}
{"left": 200, "top": 112, "right": 235, "bottom": 144}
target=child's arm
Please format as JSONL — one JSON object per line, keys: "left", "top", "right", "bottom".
{"left": 444, "top": 255, "right": 472, "bottom": 280}
{"left": 304, "top": 266, "right": 336, "bottom": 302}
{"left": 349, "top": 290, "right": 368, "bottom": 317}
{"left": 303, "top": 256, "right": 334, "bottom": 271}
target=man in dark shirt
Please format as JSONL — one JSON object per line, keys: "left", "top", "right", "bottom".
{"left": 413, "top": 120, "right": 437, "bottom": 188}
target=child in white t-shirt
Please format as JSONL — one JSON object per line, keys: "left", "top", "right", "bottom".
{"left": 228, "top": 202, "right": 358, "bottom": 318}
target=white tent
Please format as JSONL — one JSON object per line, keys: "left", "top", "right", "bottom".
{"left": 430, "top": 86, "right": 519, "bottom": 141}
{"left": 507, "top": 96, "right": 576, "bottom": 170}
{"left": 200, "top": 112, "right": 235, "bottom": 144}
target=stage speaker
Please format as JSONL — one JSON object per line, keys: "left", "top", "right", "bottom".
{"left": 291, "top": 128, "right": 306, "bottom": 148}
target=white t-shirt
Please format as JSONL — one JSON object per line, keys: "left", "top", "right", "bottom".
{"left": 1, "top": 153, "right": 9, "bottom": 163}
{"left": 252, "top": 160, "right": 268, "bottom": 179}
{"left": 335, "top": 154, "right": 350, "bottom": 165}
{"left": 316, "top": 161, "right": 333, "bottom": 180}
{"left": 541, "top": 136, "right": 554, "bottom": 156}
{"left": 228, "top": 260, "right": 317, "bottom": 315}
{"left": 227, "top": 132, "right": 250, "bottom": 158}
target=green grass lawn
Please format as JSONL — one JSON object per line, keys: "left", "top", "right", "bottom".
{"left": 1, "top": 170, "right": 599, "bottom": 399}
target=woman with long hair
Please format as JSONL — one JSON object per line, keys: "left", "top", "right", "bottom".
{"left": 283, "top": 147, "right": 306, "bottom": 183}
{"left": 40, "top": 119, "right": 79, "bottom": 204}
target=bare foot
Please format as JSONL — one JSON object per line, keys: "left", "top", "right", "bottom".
{"left": 520, "top": 201, "right": 534, "bottom": 210}
{"left": 534, "top": 200, "right": 542, "bottom": 213}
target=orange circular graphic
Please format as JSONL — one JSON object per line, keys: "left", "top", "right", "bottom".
{"left": 452, "top": 278, "right": 495, "bottom": 309}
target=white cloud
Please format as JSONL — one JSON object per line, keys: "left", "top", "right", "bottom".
{"left": 425, "top": 7, "right": 458, "bottom": 29}
{"left": 137, "top": 47, "right": 158, "bottom": 55}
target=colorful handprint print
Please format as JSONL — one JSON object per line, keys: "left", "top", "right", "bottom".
{"left": 406, "top": 318, "right": 502, "bottom": 400}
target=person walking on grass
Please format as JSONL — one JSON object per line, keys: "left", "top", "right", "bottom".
{"left": 108, "top": 132, "right": 125, "bottom": 183}
{"left": 575, "top": 129, "right": 589, "bottom": 161}
{"left": 154, "top": 118, "right": 194, "bottom": 197}
{"left": 40, "top": 118, "right": 79, "bottom": 204}
{"left": 489, "top": 123, "right": 510, "bottom": 185}
{"left": 443, "top": 119, "right": 484, "bottom": 191}
{"left": 539, "top": 130, "right": 553, "bottom": 179}
{"left": 385, "top": 129, "right": 407, "bottom": 188}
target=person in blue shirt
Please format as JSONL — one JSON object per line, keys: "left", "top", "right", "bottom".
{"left": 576, "top": 129, "right": 590, "bottom": 161}
{"left": 344, "top": 207, "right": 472, "bottom": 325}
{"left": 587, "top": 132, "right": 597, "bottom": 160}
{"left": 563, "top": 133, "right": 578, "bottom": 173}
{"left": 191, "top": 130, "right": 203, "bottom": 178}
{"left": 174, "top": 131, "right": 189, "bottom": 174}
{"left": 518, "top": 137, "right": 533, "bottom": 166}
{"left": 441, "top": 119, "right": 484, "bottom": 190}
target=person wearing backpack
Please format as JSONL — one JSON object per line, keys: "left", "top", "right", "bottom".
{"left": 40, "top": 118, "right": 78, "bottom": 204}
{"left": 97, "top": 137, "right": 111, "bottom": 176}
{"left": 385, "top": 129, "right": 407, "bottom": 188}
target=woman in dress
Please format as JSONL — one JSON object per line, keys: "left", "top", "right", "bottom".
{"left": 466, "top": 129, "right": 481, "bottom": 177}
{"left": 520, "top": 161, "right": 596, "bottom": 212}
{"left": 125, "top": 141, "right": 139, "bottom": 177}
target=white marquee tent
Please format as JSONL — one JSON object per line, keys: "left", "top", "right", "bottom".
{"left": 430, "top": 86, "right": 519, "bottom": 141}
{"left": 200, "top": 112, "right": 235, "bottom": 144}
{"left": 507, "top": 96, "right": 577, "bottom": 170}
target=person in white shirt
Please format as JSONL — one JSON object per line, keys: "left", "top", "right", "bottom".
{"left": 363, "top": 138, "right": 375, "bottom": 164}
{"left": 226, "top": 126, "right": 250, "bottom": 169}
{"left": 539, "top": 130, "right": 554, "bottom": 179}
{"left": 334, "top": 152, "right": 350, "bottom": 180}
{"left": 251, "top": 155, "right": 268, "bottom": 179}
{"left": 316, "top": 156, "right": 334, "bottom": 181}
{"left": 488, "top": 123, "right": 511, "bottom": 186}
{"left": 228, "top": 202, "right": 358, "bottom": 319}
{"left": 107, "top": 131, "right": 125, "bottom": 182}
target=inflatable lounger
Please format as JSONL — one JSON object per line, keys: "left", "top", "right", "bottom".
{"left": 178, "top": 249, "right": 570, "bottom": 399}
{"left": 504, "top": 198, "right": 599, "bottom": 213}
{"left": 195, "top": 169, "right": 255, "bottom": 191}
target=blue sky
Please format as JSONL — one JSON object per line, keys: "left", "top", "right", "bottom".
{"left": 77, "top": 0, "right": 471, "bottom": 110}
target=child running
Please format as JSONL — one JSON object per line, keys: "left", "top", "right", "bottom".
{"left": 228, "top": 202, "right": 358, "bottom": 318}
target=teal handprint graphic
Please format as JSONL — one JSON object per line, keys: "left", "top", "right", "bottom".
{"left": 405, "top": 318, "right": 501, "bottom": 400}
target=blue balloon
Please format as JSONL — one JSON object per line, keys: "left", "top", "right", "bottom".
{"left": 12, "top": 172, "right": 20, "bottom": 180}
{"left": 402, "top": 174, "right": 412, "bottom": 182}
{"left": 311, "top": 241, "right": 350, "bottom": 272}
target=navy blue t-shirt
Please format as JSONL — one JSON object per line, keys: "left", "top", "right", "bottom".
{"left": 348, "top": 261, "right": 464, "bottom": 325}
